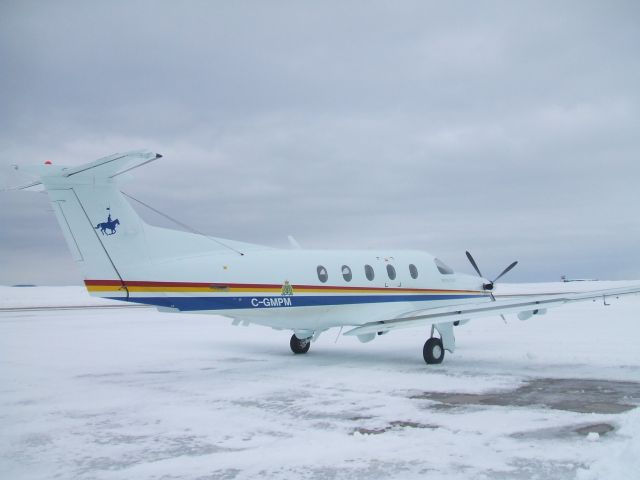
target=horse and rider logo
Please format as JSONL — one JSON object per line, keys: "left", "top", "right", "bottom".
{"left": 95, "top": 207, "right": 120, "bottom": 235}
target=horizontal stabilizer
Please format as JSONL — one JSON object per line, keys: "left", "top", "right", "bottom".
{"left": 5, "top": 150, "right": 162, "bottom": 190}
{"left": 4, "top": 179, "right": 45, "bottom": 192}
{"left": 60, "top": 150, "right": 162, "bottom": 179}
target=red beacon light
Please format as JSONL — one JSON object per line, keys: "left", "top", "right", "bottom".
{"left": 44, "top": 160, "right": 52, "bottom": 165}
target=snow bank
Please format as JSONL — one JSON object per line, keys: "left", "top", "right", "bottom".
{"left": 1, "top": 283, "right": 639, "bottom": 479}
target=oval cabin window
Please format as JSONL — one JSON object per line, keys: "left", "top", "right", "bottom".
{"left": 386, "top": 264, "right": 396, "bottom": 280}
{"left": 409, "top": 264, "right": 419, "bottom": 279}
{"left": 317, "top": 265, "right": 328, "bottom": 283}
{"left": 364, "top": 264, "right": 375, "bottom": 281}
{"left": 342, "top": 265, "right": 352, "bottom": 282}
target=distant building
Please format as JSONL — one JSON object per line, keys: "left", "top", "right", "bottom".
{"left": 561, "top": 275, "right": 598, "bottom": 282}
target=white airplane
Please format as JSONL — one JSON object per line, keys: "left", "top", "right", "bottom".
{"left": 8, "top": 150, "right": 640, "bottom": 364}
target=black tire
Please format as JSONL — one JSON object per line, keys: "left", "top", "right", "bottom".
{"left": 423, "top": 337, "right": 445, "bottom": 364}
{"left": 290, "top": 334, "right": 311, "bottom": 354}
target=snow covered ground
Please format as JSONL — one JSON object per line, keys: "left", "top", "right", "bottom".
{"left": 1, "top": 284, "right": 639, "bottom": 479}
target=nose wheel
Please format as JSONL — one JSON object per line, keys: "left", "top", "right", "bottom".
{"left": 423, "top": 337, "right": 444, "bottom": 364}
{"left": 290, "top": 334, "right": 311, "bottom": 354}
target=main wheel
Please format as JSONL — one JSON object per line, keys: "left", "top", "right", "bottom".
{"left": 423, "top": 337, "right": 444, "bottom": 364}
{"left": 290, "top": 334, "right": 311, "bottom": 354}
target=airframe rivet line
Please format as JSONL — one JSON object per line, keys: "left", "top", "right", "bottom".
{"left": 70, "top": 187, "right": 129, "bottom": 298}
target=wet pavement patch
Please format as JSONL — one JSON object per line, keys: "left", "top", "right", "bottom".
{"left": 574, "top": 423, "right": 615, "bottom": 436}
{"left": 353, "top": 421, "right": 438, "bottom": 436}
{"left": 411, "top": 378, "right": 640, "bottom": 414}
{"left": 511, "top": 422, "right": 616, "bottom": 440}
{"left": 485, "top": 458, "right": 585, "bottom": 480}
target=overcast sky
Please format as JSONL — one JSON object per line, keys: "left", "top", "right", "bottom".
{"left": 1, "top": 0, "right": 639, "bottom": 285}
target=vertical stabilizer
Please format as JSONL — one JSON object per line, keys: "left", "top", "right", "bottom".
{"left": 15, "top": 150, "right": 162, "bottom": 297}
{"left": 11, "top": 150, "right": 264, "bottom": 298}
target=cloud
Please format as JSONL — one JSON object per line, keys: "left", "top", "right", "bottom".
{"left": 1, "top": 0, "right": 639, "bottom": 284}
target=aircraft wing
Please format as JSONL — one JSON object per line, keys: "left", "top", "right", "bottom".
{"left": 343, "top": 283, "right": 640, "bottom": 337}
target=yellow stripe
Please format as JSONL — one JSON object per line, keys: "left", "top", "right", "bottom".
{"left": 86, "top": 285, "right": 484, "bottom": 295}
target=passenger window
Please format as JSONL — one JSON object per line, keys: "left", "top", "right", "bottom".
{"left": 434, "top": 258, "right": 454, "bottom": 275}
{"left": 342, "top": 265, "right": 352, "bottom": 282}
{"left": 317, "top": 265, "right": 328, "bottom": 283}
{"left": 386, "top": 264, "right": 396, "bottom": 280}
{"left": 409, "top": 264, "right": 419, "bottom": 279}
{"left": 364, "top": 264, "right": 375, "bottom": 281}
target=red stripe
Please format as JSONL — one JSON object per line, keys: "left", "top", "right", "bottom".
{"left": 84, "top": 279, "right": 484, "bottom": 294}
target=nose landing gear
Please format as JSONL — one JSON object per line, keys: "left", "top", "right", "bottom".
{"left": 423, "top": 337, "right": 445, "bottom": 364}
{"left": 290, "top": 334, "right": 311, "bottom": 354}
{"left": 423, "top": 323, "right": 456, "bottom": 364}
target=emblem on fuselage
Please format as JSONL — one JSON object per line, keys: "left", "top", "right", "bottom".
{"left": 281, "top": 280, "right": 294, "bottom": 296}
{"left": 95, "top": 207, "right": 120, "bottom": 236}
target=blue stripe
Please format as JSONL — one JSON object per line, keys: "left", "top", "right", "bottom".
{"left": 109, "top": 294, "right": 484, "bottom": 311}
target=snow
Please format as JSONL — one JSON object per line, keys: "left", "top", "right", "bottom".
{"left": 586, "top": 432, "right": 600, "bottom": 442}
{"left": 0, "top": 286, "right": 123, "bottom": 309}
{"left": 1, "top": 284, "right": 639, "bottom": 479}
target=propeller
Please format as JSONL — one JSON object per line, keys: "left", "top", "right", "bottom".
{"left": 465, "top": 251, "right": 518, "bottom": 294}
{"left": 465, "top": 251, "right": 518, "bottom": 322}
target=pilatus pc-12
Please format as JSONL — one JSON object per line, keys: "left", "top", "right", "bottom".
{"left": 9, "top": 151, "right": 640, "bottom": 364}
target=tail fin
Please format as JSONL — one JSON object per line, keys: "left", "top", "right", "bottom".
{"left": 11, "top": 150, "right": 249, "bottom": 298}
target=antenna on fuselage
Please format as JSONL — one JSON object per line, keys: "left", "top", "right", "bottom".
{"left": 288, "top": 235, "right": 302, "bottom": 249}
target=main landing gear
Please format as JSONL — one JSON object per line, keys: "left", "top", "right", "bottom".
{"left": 423, "top": 323, "right": 456, "bottom": 364}
{"left": 290, "top": 334, "right": 311, "bottom": 354}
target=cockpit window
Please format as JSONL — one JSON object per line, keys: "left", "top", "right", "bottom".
{"left": 317, "top": 265, "right": 328, "bottom": 283}
{"left": 434, "top": 258, "right": 454, "bottom": 275}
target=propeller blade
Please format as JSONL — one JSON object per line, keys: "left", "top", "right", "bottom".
{"left": 492, "top": 261, "right": 518, "bottom": 283}
{"left": 465, "top": 251, "right": 483, "bottom": 278}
